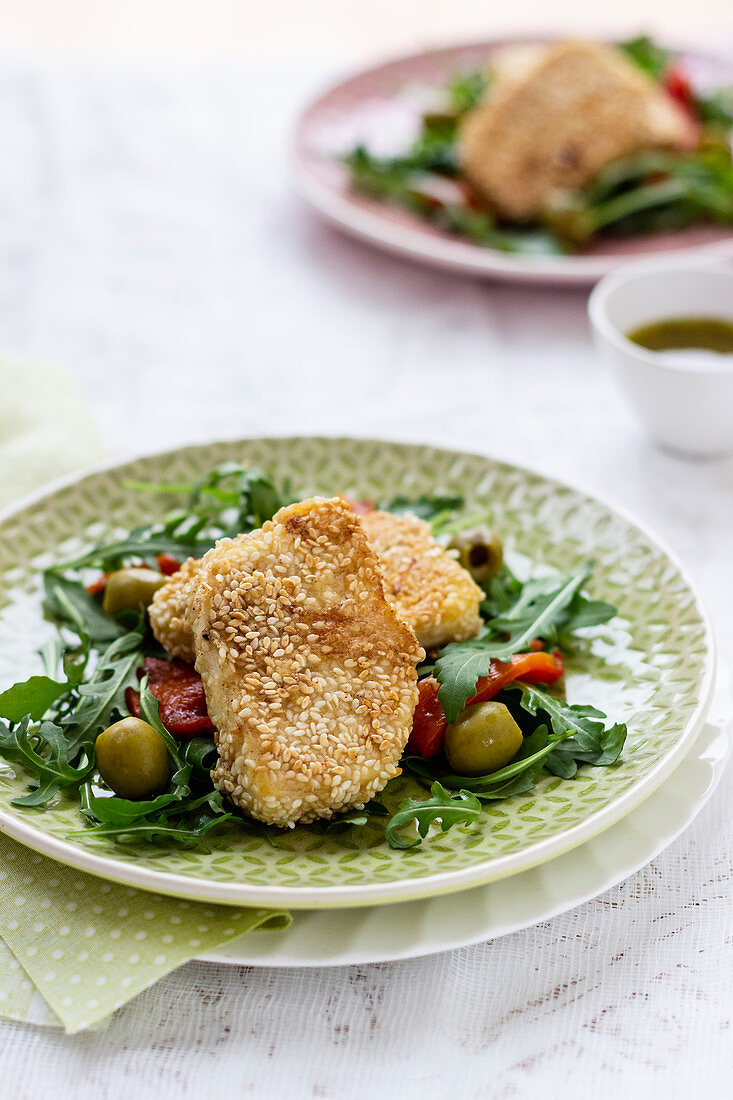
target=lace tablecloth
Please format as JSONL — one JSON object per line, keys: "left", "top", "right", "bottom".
{"left": 0, "top": 59, "right": 731, "bottom": 1097}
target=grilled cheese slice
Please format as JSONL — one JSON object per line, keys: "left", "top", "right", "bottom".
{"left": 459, "top": 40, "right": 692, "bottom": 220}
{"left": 360, "top": 510, "right": 482, "bottom": 649}
{"left": 186, "top": 498, "right": 422, "bottom": 827}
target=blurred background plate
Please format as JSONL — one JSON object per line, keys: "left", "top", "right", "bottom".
{"left": 0, "top": 437, "right": 716, "bottom": 908}
{"left": 293, "top": 39, "right": 733, "bottom": 285}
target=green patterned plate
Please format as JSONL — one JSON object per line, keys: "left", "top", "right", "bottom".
{"left": 0, "top": 438, "right": 716, "bottom": 909}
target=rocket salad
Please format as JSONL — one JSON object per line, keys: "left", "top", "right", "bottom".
{"left": 344, "top": 36, "right": 733, "bottom": 256}
{"left": 0, "top": 465, "right": 626, "bottom": 851}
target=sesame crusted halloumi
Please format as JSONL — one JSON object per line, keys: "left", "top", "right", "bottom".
{"left": 150, "top": 505, "right": 483, "bottom": 659}
{"left": 186, "top": 497, "right": 423, "bottom": 827}
{"left": 360, "top": 510, "right": 482, "bottom": 649}
{"left": 149, "top": 556, "right": 200, "bottom": 663}
{"left": 459, "top": 40, "right": 692, "bottom": 220}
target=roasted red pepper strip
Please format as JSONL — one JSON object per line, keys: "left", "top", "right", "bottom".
{"left": 125, "top": 657, "right": 215, "bottom": 738}
{"left": 662, "top": 66, "right": 701, "bottom": 148}
{"left": 407, "top": 677, "right": 448, "bottom": 760}
{"left": 86, "top": 574, "right": 110, "bottom": 596}
{"left": 407, "top": 651, "right": 564, "bottom": 759}
{"left": 469, "top": 650, "right": 564, "bottom": 701}
{"left": 664, "top": 65, "right": 694, "bottom": 111}
{"left": 156, "top": 553, "right": 183, "bottom": 576}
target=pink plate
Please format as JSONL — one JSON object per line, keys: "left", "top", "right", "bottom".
{"left": 292, "top": 38, "right": 733, "bottom": 286}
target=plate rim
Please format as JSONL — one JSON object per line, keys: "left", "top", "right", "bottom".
{"left": 200, "top": 689, "right": 732, "bottom": 965}
{"left": 291, "top": 36, "right": 733, "bottom": 286}
{"left": 0, "top": 433, "right": 717, "bottom": 908}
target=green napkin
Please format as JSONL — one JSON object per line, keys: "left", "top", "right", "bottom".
{"left": 0, "top": 835, "right": 289, "bottom": 1033}
{"left": 0, "top": 354, "right": 104, "bottom": 509}
{"left": 0, "top": 933, "right": 61, "bottom": 1028}
{"left": 0, "top": 355, "right": 291, "bottom": 1031}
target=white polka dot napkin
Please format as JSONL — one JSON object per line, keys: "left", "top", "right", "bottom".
{"left": 0, "top": 834, "right": 290, "bottom": 1032}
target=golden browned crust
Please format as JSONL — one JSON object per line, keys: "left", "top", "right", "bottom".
{"left": 360, "top": 510, "right": 482, "bottom": 649}
{"left": 459, "top": 40, "right": 691, "bottom": 220}
{"left": 187, "top": 497, "right": 423, "bottom": 827}
{"left": 148, "top": 556, "right": 201, "bottom": 662}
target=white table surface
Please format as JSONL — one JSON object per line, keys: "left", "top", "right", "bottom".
{"left": 0, "top": 57, "right": 732, "bottom": 1098}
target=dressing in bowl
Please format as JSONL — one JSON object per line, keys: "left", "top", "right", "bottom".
{"left": 589, "top": 265, "right": 733, "bottom": 457}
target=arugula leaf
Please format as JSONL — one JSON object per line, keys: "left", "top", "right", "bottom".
{"left": 485, "top": 565, "right": 616, "bottom": 639}
{"left": 79, "top": 816, "right": 229, "bottom": 846}
{"left": 82, "top": 787, "right": 181, "bottom": 826}
{"left": 403, "top": 726, "right": 570, "bottom": 799}
{"left": 380, "top": 493, "right": 464, "bottom": 522}
{"left": 442, "top": 207, "right": 565, "bottom": 254}
{"left": 513, "top": 682, "right": 627, "bottom": 778}
{"left": 187, "top": 463, "right": 284, "bottom": 530}
{"left": 547, "top": 149, "right": 733, "bottom": 246}
{"left": 137, "top": 678, "right": 191, "bottom": 792}
{"left": 43, "top": 573, "right": 125, "bottom": 642}
{"left": 345, "top": 147, "right": 564, "bottom": 255}
{"left": 79, "top": 769, "right": 254, "bottom": 849}
{"left": 321, "top": 800, "right": 389, "bottom": 832}
{"left": 447, "top": 69, "right": 489, "bottom": 114}
{"left": 81, "top": 682, "right": 196, "bottom": 831}
{"left": 61, "top": 631, "right": 144, "bottom": 751}
{"left": 409, "top": 117, "right": 460, "bottom": 174}
{"left": 133, "top": 462, "right": 286, "bottom": 533}
{"left": 401, "top": 687, "right": 626, "bottom": 818}
{"left": 0, "top": 633, "right": 147, "bottom": 806}
{"left": 49, "top": 529, "right": 213, "bottom": 574}
{"left": 487, "top": 564, "right": 587, "bottom": 636}
{"left": 559, "top": 592, "right": 618, "bottom": 632}
{"left": 60, "top": 464, "right": 286, "bottom": 579}
{"left": 479, "top": 564, "right": 523, "bottom": 618}
{"left": 183, "top": 736, "right": 218, "bottom": 778}
{"left": 385, "top": 782, "right": 481, "bottom": 849}
{"left": 695, "top": 86, "right": 733, "bottom": 128}
{"left": 435, "top": 565, "right": 593, "bottom": 722}
{"left": 75, "top": 789, "right": 238, "bottom": 847}
{"left": 41, "top": 630, "right": 92, "bottom": 689}
{"left": 0, "top": 716, "right": 95, "bottom": 806}
{"left": 49, "top": 507, "right": 224, "bottom": 575}
{"left": 618, "top": 35, "right": 671, "bottom": 81}
{"left": 0, "top": 674, "right": 75, "bottom": 723}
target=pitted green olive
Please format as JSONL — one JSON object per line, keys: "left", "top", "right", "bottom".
{"left": 448, "top": 527, "right": 503, "bottom": 584}
{"left": 102, "top": 567, "right": 166, "bottom": 616}
{"left": 444, "top": 700, "right": 523, "bottom": 777}
{"left": 95, "top": 717, "right": 170, "bottom": 799}
{"left": 539, "top": 191, "right": 594, "bottom": 247}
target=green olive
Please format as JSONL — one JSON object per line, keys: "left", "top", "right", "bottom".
{"left": 444, "top": 701, "right": 523, "bottom": 777}
{"left": 102, "top": 567, "right": 166, "bottom": 616}
{"left": 539, "top": 190, "right": 594, "bottom": 247}
{"left": 448, "top": 527, "right": 503, "bottom": 584}
{"left": 95, "top": 717, "right": 170, "bottom": 799}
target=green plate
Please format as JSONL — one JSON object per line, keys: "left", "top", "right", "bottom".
{"left": 0, "top": 438, "right": 715, "bottom": 908}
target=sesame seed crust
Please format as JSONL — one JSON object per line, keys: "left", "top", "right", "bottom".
{"left": 151, "top": 506, "right": 483, "bottom": 662}
{"left": 360, "top": 510, "right": 483, "bottom": 649}
{"left": 149, "top": 555, "right": 200, "bottom": 662}
{"left": 186, "top": 497, "right": 424, "bottom": 828}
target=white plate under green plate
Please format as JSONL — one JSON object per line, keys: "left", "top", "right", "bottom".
{"left": 0, "top": 437, "right": 716, "bottom": 908}
{"left": 201, "top": 695, "right": 732, "bottom": 965}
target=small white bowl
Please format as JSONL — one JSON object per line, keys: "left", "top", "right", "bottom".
{"left": 589, "top": 264, "right": 733, "bottom": 457}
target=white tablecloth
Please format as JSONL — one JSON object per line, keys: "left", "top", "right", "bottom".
{"left": 0, "top": 60, "right": 732, "bottom": 1097}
